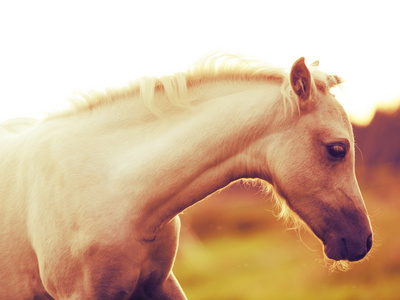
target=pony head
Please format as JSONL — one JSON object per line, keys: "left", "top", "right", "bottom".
{"left": 265, "top": 57, "right": 372, "bottom": 263}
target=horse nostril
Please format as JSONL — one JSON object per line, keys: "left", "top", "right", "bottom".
{"left": 366, "top": 234, "right": 373, "bottom": 252}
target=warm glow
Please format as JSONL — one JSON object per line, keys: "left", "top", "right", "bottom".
{"left": 332, "top": 85, "right": 400, "bottom": 126}
{"left": 1, "top": 2, "right": 399, "bottom": 299}
{"left": 0, "top": 1, "right": 399, "bottom": 125}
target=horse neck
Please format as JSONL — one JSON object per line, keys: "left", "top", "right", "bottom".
{"left": 96, "top": 81, "right": 284, "bottom": 239}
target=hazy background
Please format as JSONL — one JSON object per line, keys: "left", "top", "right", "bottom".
{"left": 1, "top": 1, "right": 399, "bottom": 299}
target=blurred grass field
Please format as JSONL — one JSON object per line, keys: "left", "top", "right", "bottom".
{"left": 173, "top": 168, "right": 400, "bottom": 299}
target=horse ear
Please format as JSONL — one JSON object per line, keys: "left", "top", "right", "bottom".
{"left": 290, "top": 57, "right": 312, "bottom": 104}
{"left": 310, "top": 60, "right": 319, "bottom": 67}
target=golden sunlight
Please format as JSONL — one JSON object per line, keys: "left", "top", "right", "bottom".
{"left": 0, "top": 1, "right": 399, "bottom": 125}
{"left": 332, "top": 85, "right": 400, "bottom": 126}
{"left": 1, "top": 2, "right": 400, "bottom": 299}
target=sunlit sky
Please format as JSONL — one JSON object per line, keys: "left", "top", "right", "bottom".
{"left": 0, "top": 1, "right": 399, "bottom": 125}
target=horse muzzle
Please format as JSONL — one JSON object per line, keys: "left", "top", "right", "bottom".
{"left": 324, "top": 233, "right": 373, "bottom": 262}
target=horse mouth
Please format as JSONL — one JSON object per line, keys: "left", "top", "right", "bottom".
{"left": 324, "top": 234, "right": 373, "bottom": 262}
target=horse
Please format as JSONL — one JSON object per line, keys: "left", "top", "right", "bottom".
{"left": 0, "top": 53, "right": 373, "bottom": 299}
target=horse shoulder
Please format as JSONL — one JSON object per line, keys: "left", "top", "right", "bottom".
{"left": 13, "top": 118, "right": 183, "bottom": 298}
{"left": 0, "top": 121, "right": 51, "bottom": 299}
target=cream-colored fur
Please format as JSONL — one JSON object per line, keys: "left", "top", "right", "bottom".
{"left": 0, "top": 54, "right": 370, "bottom": 299}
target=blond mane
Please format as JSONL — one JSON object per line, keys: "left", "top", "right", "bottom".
{"left": 53, "top": 53, "right": 342, "bottom": 118}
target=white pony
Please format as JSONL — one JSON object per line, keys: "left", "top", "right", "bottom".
{"left": 0, "top": 54, "right": 372, "bottom": 299}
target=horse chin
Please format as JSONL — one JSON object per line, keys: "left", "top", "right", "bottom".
{"left": 324, "top": 240, "right": 349, "bottom": 261}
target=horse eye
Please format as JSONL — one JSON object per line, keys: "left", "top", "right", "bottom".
{"left": 327, "top": 144, "right": 346, "bottom": 158}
